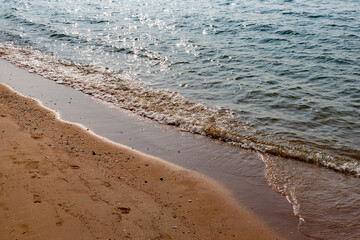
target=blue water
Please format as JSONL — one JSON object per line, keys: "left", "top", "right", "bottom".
{"left": 1, "top": 0, "right": 360, "bottom": 174}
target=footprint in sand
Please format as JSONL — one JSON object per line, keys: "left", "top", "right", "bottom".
{"left": 90, "top": 195, "right": 99, "bottom": 202}
{"left": 12, "top": 160, "right": 26, "bottom": 165}
{"left": 102, "top": 181, "right": 111, "bottom": 188}
{"left": 25, "top": 161, "right": 39, "bottom": 169}
{"left": 56, "top": 220, "right": 63, "bottom": 226}
{"left": 116, "top": 207, "right": 131, "bottom": 214}
{"left": 94, "top": 178, "right": 111, "bottom": 188}
{"left": 70, "top": 164, "right": 80, "bottom": 170}
{"left": 55, "top": 216, "right": 64, "bottom": 226}
{"left": 31, "top": 135, "right": 43, "bottom": 140}
{"left": 113, "top": 207, "right": 131, "bottom": 222}
{"left": 33, "top": 194, "right": 42, "bottom": 204}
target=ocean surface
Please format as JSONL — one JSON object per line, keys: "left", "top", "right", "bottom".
{"left": 0, "top": 0, "right": 359, "bottom": 238}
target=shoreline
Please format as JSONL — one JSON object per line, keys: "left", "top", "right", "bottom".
{"left": 3, "top": 59, "right": 360, "bottom": 239}
{"left": 0, "top": 82, "right": 282, "bottom": 239}
{"left": 0, "top": 59, "right": 311, "bottom": 239}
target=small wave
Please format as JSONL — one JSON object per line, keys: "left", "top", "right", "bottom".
{"left": 50, "top": 33, "right": 70, "bottom": 39}
{"left": 314, "top": 55, "right": 355, "bottom": 65}
{"left": 1, "top": 43, "right": 360, "bottom": 177}
{"left": 275, "top": 29, "right": 299, "bottom": 36}
{"left": 307, "top": 14, "right": 326, "bottom": 19}
{"left": 251, "top": 24, "right": 275, "bottom": 32}
{"left": 2, "top": 13, "right": 17, "bottom": 20}
{"left": 259, "top": 38, "right": 290, "bottom": 44}
{"left": 2, "top": 12, "right": 47, "bottom": 29}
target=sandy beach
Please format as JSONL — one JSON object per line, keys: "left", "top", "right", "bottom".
{"left": 0, "top": 83, "right": 283, "bottom": 239}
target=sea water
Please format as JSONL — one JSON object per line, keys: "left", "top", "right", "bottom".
{"left": 0, "top": 0, "right": 359, "bottom": 238}
{"left": 1, "top": 0, "right": 359, "bottom": 174}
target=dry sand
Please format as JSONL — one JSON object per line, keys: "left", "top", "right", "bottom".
{"left": 0, "top": 83, "right": 282, "bottom": 240}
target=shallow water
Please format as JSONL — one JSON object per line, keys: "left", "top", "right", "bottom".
{"left": 262, "top": 153, "right": 360, "bottom": 239}
{"left": 1, "top": 0, "right": 360, "bottom": 175}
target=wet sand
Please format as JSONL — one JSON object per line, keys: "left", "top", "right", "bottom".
{"left": 0, "top": 83, "right": 285, "bottom": 239}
